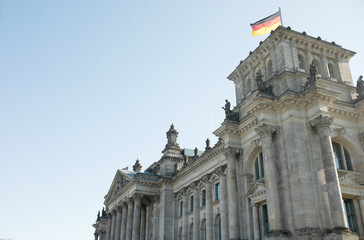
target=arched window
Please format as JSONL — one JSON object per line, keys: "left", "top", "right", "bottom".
{"left": 254, "top": 152, "right": 264, "bottom": 180}
{"left": 313, "top": 58, "right": 322, "bottom": 75}
{"left": 298, "top": 54, "right": 305, "bottom": 70}
{"left": 328, "top": 63, "right": 336, "bottom": 79}
{"left": 214, "top": 214, "right": 221, "bottom": 240}
{"left": 188, "top": 223, "right": 194, "bottom": 240}
{"left": 246, "top": 79, "right": 251, "bottom": 95}
{"left": 200, "top": 219, "right": 206, "bottom": 240}
{"left": 332, "top": 142, "right": 353, "bottom": 171}
{"left": 267, "top": 60, "right": 273, "bottom": 76}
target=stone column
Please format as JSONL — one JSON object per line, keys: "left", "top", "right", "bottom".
{"left": 132, "top": 194, "right": 142, "bottom": 240}
{"left": 252, "top": 203, "right": 260, "bottom": 240}
{"left": 111, "top": 210, "right": 117, "bottom": 240}
{"left": 242, "top": 174, "right": 253, "bottom": 239}
{"left": 140, "top": 206, "right": 146, "bottom": 240}
{"left": 202, "top": 175, "right": 213, "bottom": 240}
{"left": 192, "top": 183, "right": 200, "bottom": 240}
{"left": 152, "top": 196, "right": 159, "bottom": 240}
{"left": 224, "top": 147, "right": 240, "bottom": 240}
{"left": 145, "top": 204, "right": 151, "bottom": 240}
{"left": 106, "top": 214, "right": 112, "bottom": 240}
{"left": 310, "top": 115, "right": 348, "bottom": 231}
{"left": 126, "top": 199, "right": 134, "bottom": 240}
{"left": 216, "top": 166, "right": 229, "bottom": 240}
{"left": 255, "top": 124, "right": 282, "bottom": 234}
{"left": 115, "top": 206, "right": 122, "bottom": 240}
{"left": 120, "top": 203, "right": 128, "bottom": 240}
{"left": 182, "top": 192, "right": 189, "bottom": 240}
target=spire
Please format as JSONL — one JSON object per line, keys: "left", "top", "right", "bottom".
{"left": 162, "top": 124, "right": 181, "bottom": 154}
{"left": 133, "top": 159, "right": 142, "bottom": 172}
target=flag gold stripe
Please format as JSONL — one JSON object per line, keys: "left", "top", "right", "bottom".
{"left": 252, "top": 22, "right": 281, "bottom": 36}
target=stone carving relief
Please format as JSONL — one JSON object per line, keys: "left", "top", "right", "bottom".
{"left": 113, "top": 175, "right": 130, "bottom": 196}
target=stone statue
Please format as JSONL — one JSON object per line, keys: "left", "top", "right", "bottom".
{"left": 304, "top": 60, "right": 319, "bottom": 89}
{"left": 256, "top": 70, "right": 265, "bottom": 90}
{"left": 97, "top": 211, "right": 100, "bottom": 221}
{"left": 205, "top": 138, "right": 211, "bottom": 150}
{"left": 194, "top": 147, "right": 198, "bottom": 157}
{"left": 256, "top": 70, "right": 273, "bottom": 95}
{"left": 222, "top": 99, "right": 231, "bottom": 117}
{"left": 133, "top": 159, "right": 142, "bottom": 172}
{"left": 356, "top": 75, "right": 364, "bottom": 102}
{"left": 222, "top": 99, "right": 239, "bottom": 121}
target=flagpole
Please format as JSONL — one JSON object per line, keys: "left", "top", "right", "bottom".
{"left": 279, "top": 7, "right": 284, "bottom": 26}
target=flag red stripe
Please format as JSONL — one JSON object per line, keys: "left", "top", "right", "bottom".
{"left": 251, "top": 16, "right": 281, "bottom": 31}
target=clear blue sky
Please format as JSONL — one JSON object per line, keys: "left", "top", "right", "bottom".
{"left": 0, "top": 1, "right": 363, "bottom": 239}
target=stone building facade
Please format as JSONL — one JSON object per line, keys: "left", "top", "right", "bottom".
{"left": 93, "top": 26, "right": 364, "bottom": 240}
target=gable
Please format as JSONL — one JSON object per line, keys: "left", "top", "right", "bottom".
{"left": 247, "top": 181, "right": 266, "bottom": 197}
{"left": 339, "top": 172, "right": 363, "bottom": 186}
{"left": 105, "top": 170, "right": 133, "bottom": 202}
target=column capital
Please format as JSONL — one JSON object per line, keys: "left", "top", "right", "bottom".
{"left": 215, "top": 165, "right": 227, "bottom": 176}
{"left": 201, "top": 174, "right": 211, "bottom": 183}
{"left": 223, "top": 147, "right": 242, "bottom": 160}
{"left": 310, "top": 114, "right": 333, "bottom": 131}
{"left": 255, "top": 123, "right": 279, "bottom": 139}
{"left": 251, "top": 202, "right": 257, "bottom": 207}
{"left": 132, "top": 193, "right": 143, "bottom": 201}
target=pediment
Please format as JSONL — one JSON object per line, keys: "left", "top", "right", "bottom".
{"left": 209, "top": 173, "right": 219, "bottom": 182}
{"left": 247, "top": 181, "right": 266, "bottom": 197}
{"left": 185, "top": 187, "right": 194, "bottom": 195}
{"left": 105, "top": 170, "right": 133, "bottom": 202}
{"left": 339, "top": 172, "right": 363, "bottom": 186}
{"left": 197, "top": 180, "right": 205, "bottom": 189}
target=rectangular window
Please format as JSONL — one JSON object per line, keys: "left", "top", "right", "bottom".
{"left": 343, "top": 199, "right": 358, "bottom": 234}
{"left": 202, "top": 189, "right": 206, "bottom": 206}
{"left": 179, "top": 201, "right": 183, "bottom": 216}
{"left": 332, "top": 142, "right": 343, "bottom": 169}
{"left": 190, "top": 195, "right": 194, "bottom": 211}
{"left": 215, "top": 183, "right": 220, "bottom": 201}
{"left": 262, "top": 205, "right": 269, "bottom": 234}
{"left": 259, "top": 152, "right": 264, "bottom": 178}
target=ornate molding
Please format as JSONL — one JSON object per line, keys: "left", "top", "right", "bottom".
{"left": 359, "top": 132, "right": 364, "bottom": 142}
{"left": 331, "top": 127, "right": 346, "bottom": 138}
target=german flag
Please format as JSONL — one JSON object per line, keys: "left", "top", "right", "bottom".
{"left": 250, "top": 11, "right": 282, "bottom": 36}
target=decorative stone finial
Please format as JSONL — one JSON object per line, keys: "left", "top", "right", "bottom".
{"left": 133, "top": 159, "right": 142, "bottom": 172}
{"left": 356, "top": 75, "right": 364, "bottom": 102}
{"left": 162, "top": 124, "right": 181, "bottom": 154}
{"left": 205, "top": 138, "right": 211, "bottom": 151}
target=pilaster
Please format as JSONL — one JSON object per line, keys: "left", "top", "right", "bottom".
{"left": 310, "top": 115, "right": 349, "bottom": 232}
